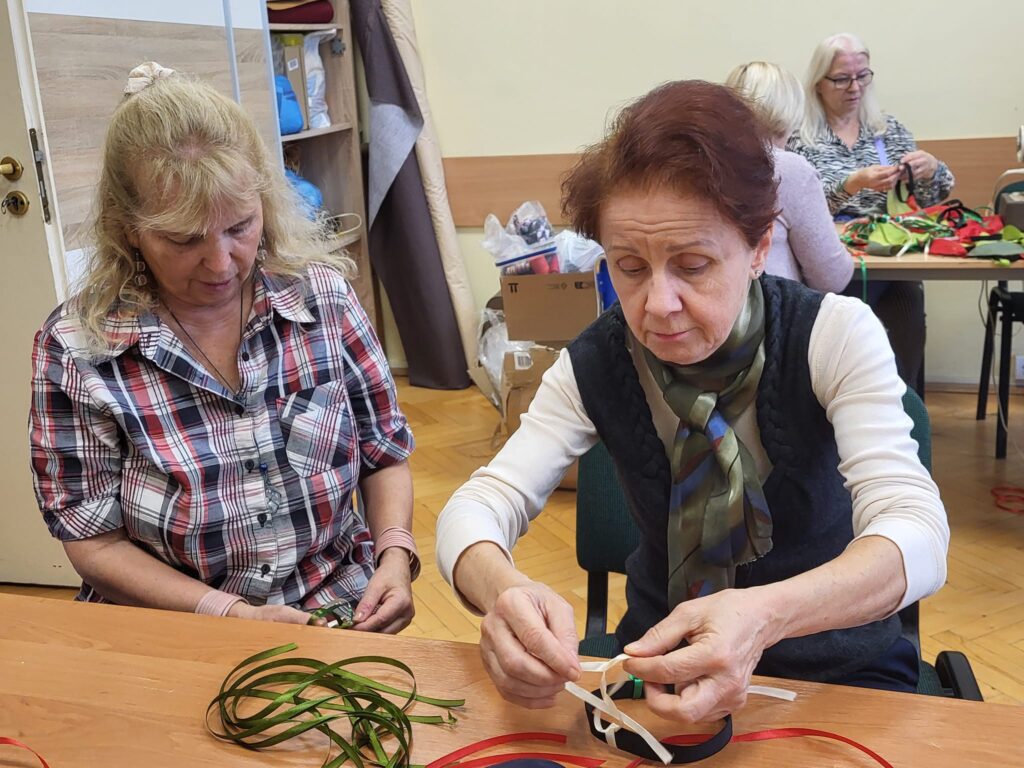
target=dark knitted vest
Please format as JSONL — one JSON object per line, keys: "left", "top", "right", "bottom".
{"left": 567, "top": 275, "right": 901, "bottom": 683}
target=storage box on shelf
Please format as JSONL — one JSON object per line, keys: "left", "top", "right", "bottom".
{"left": 267, "top": 0, "right": 374, "bottom": 321}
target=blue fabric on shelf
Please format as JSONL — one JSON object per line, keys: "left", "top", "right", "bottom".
{"left": 275, "top": 75, "right": 303, "bottom": 136}
{"left": 285, "top": 169, "right": 323, "bottom": 218}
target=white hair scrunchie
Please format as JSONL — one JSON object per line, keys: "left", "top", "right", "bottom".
{"left": 124, "top": 61, "right": 176, "bottom": 96}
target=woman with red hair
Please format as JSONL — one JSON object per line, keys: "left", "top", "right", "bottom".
{"left": 437, "top": 80, "right": 948, "bottom": 723}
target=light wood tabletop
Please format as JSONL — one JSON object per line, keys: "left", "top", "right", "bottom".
{"left": 0, "top": 594, "right": 1019, "bottom": 767}
{"left": 848, "top": 250, "right": 1024, "bottom": 281}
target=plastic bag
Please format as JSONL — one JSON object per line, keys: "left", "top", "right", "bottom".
{"left": 508, "top": 201, "right": 554, "bottom": 245}
{"left": 496, "top": 242, "right": 560, "bottom": 275}
{"left": 303, "top": 31, "right": 334, "bottom": 129}
{"left": 482, "top": 201, "right": 560, "bottom": 275}
{"left": 478, "top": 308, "right": 531, "bottom": 405}
{"left": 554, "top": 229, "right": 604, "bottom": 273}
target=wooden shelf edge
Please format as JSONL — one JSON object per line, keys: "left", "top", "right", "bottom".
{"left": 282, "top": 122, "right": 353, "bottom": 142}
{"left": 336, "top": 228, "right": 361, "bottom": 248}
{"left": 268, "top": 23, "right": 339, "bottom": 32}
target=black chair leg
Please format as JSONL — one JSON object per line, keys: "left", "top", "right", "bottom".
{"left": 997, "top": 298, "right": 1012, "bottom": 459}
{"left": 585, "top": 572, "right": 609, "bottom": 639}
{"left": 978, "top": 290, "right": 999, "bottom": 420}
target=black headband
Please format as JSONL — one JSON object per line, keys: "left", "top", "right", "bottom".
{"left": 583, "top": 681, "right": 732, "bottom": 764}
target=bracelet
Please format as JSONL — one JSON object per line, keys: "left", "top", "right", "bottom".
{"left": 195, "top": 589, "right": 247, "bottom": 617}
{"left": 375, "top": 526, "right": 421, "bottom": 581}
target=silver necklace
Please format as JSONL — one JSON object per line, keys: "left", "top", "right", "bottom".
{"left": 163, "top": 281, "right": 246, "bottom": 396}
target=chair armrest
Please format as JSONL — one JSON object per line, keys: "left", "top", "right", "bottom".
{"left": 935, "top": 651, "right": 984, "bottom": 701}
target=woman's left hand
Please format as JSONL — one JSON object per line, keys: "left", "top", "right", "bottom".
{"left": 899, "top": 150, "right": 939, "bottom": 181}
{"left": 351, "top": 548, "right": 415, "bottom": 633}
{"left": 621, "top": 588, "right": 776, "bottom": 724}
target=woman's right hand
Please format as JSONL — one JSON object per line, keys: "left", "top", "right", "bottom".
{"left": 479, "top": 581, "right": 582, "bottom": 709}
{"left": 846, "top": 164, "right": 901, "bottom": 194}
{"left": 228, "top": 602, "right": 324, "bottom": 625}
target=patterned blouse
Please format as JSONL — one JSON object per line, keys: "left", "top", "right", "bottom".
{"left": 30, "top": 263, "right": 413, "bottom": 609}
{"left": 789, "top": 115, "right": 955, "bottom": 218}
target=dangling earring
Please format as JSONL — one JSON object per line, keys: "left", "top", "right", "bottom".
{"left": 133, "top": 248, "right": 148, "bottom": 287}
{"left": 256, "top": 235, "right": 268, "bottom": 265}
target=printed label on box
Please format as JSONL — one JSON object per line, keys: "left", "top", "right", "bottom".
{"left": 287, "top": 57, "right": 300, "bottom": 72}
{"left": 513, "top": 351, "right": 533, "bottom": 371}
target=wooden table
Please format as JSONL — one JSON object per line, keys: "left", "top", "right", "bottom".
{"left": 0, "top": 595, "right": 1019, "bottom": 767}
{"left": 851, "top": 251, "right": 1024, "bottom": 281}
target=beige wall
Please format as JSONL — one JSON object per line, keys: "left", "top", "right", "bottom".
{"left": 407, "top": 0, "right": 1024, "bottom": 384}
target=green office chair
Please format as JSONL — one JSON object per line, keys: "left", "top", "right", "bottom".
{"left": 576, "top": 389, "right": 983, "bottom": 700}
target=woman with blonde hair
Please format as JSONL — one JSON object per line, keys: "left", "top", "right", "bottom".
{"left": 790, "top": 33, "right": 950, "bottom": 394}
{"left": 726, "top": 61, "right": 851, "bottom": 294}
{"left": 29, "top": 64, "right": 418, "bottom": 632}
{"left": 791, "top": 32, "right": 953, "bottom": 218}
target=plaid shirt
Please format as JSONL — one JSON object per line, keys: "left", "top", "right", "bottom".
{"left": 29, "top": 263, "right": 413, "bottom": 609}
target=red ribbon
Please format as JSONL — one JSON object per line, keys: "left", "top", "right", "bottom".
{"left": 991, "top": 486, "right": 1024, "bottom": 514}
{"left": 426, "top": 732, "right": 576, "bottom": 768}
{"left": 454, "top": 752, "right": 605, "bottom": 768}
{"left": 427, "top": 727, "right": 891, "bottom": 768}
{"left": 0, "top": 737, "right": 50, "bottom": 768}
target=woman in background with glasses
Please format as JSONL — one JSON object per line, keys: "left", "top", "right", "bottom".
{"left": 790, "top": 33, "right": 952, "bottom": 394}
{"left": 790, "top": 32, "right": 954, "bottom": 218}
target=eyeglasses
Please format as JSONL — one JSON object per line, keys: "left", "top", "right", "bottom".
{"left": 823, "top": 70, "right": 874, "bottom": 90}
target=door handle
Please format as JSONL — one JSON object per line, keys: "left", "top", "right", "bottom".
{"left": 2, "top": 191, "right": 30, "bottom": 216}
{"left": 1, "top": 156, "right": 24, "bottom": 181}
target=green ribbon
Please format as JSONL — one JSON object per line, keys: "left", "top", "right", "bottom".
{"left": 1001, "top": 225, "right": 1024, "bottom": 244}
{"left": 207, "top": 643, "right": 465, "bottom": 768}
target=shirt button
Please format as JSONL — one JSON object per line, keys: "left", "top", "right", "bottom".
{"left": 245, "top": 459, "right": 256, "bottom": 471}
{"left": 242, "top": 352, "right": 250, "bottom": 362}
{"left": 261, "top": 564, "right": 271, "bottom": 577}
{"left": 258, "top": 513, "right": 268, "bottom": 527}
{"left": 235, "top": 404, "right": 245, "bottom": 416}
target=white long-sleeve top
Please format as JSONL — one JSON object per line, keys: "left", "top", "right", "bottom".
{"left": 437, "top": 293, "right": 949, "bottom": 613}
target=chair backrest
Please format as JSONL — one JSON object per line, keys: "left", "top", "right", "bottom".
{"left": 902, "top": 387, "right": 931, "bottom": 473}
{"left": 575, "top": 388, "right": 932, "bottom": 634}
{"left": 576, "top": 440, "right": 639, "bottom": 576}
{"left": 992, "top": 169, "right": 1024, "bottom": 217}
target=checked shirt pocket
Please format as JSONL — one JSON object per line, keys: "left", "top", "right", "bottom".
{"left": 277, "top": 382, "right": 356, "bottom": 477}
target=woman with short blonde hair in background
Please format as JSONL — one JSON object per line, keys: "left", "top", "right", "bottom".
{"left": 726, "top": 61, "right": 851, "bottom": 294}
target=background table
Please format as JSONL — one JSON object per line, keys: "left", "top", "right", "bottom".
{"left": 0, "top": 595, "right": 1019, "bottom": 767}
{"left": 850, "top": 251, "right": 1024, "bottom": 281}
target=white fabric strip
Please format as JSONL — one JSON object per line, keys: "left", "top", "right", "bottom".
{"left": 564, "top": 654, "right": 797, "bottom": 764}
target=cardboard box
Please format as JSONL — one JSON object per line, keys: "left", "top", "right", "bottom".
{"left": 467, "top": 344, "right": 578, "bottom": 490}
{"left": 500, "top": 273, "right": 600, "bottom": 344}
{"left": 283, "top": 44, "right": 309, "bottom": 131}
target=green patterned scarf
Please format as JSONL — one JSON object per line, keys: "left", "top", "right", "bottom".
{"left": 643, "top": 279, "right": 773, "bottom": 607}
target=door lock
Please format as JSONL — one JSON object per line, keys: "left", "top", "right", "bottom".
{"left": 0, "top": 156, "right": 24, "bottom": 181}
{"left": 2, "top": 191, "right": 30, "bottom": 216}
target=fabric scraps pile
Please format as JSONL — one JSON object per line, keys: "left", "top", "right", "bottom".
{"left": 841, "top": 180, "right": 1024, "bottom": 261}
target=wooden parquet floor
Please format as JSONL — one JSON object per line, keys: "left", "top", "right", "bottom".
{"left": 4, "top": 384, "right": 1023, "bottom": 704}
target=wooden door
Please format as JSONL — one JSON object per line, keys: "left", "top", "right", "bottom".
{"left": 0, "top": 2, "right": 72, "bottom": 584}
{"left": 1, "top": 1, "right": 276, "bottom": 584}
